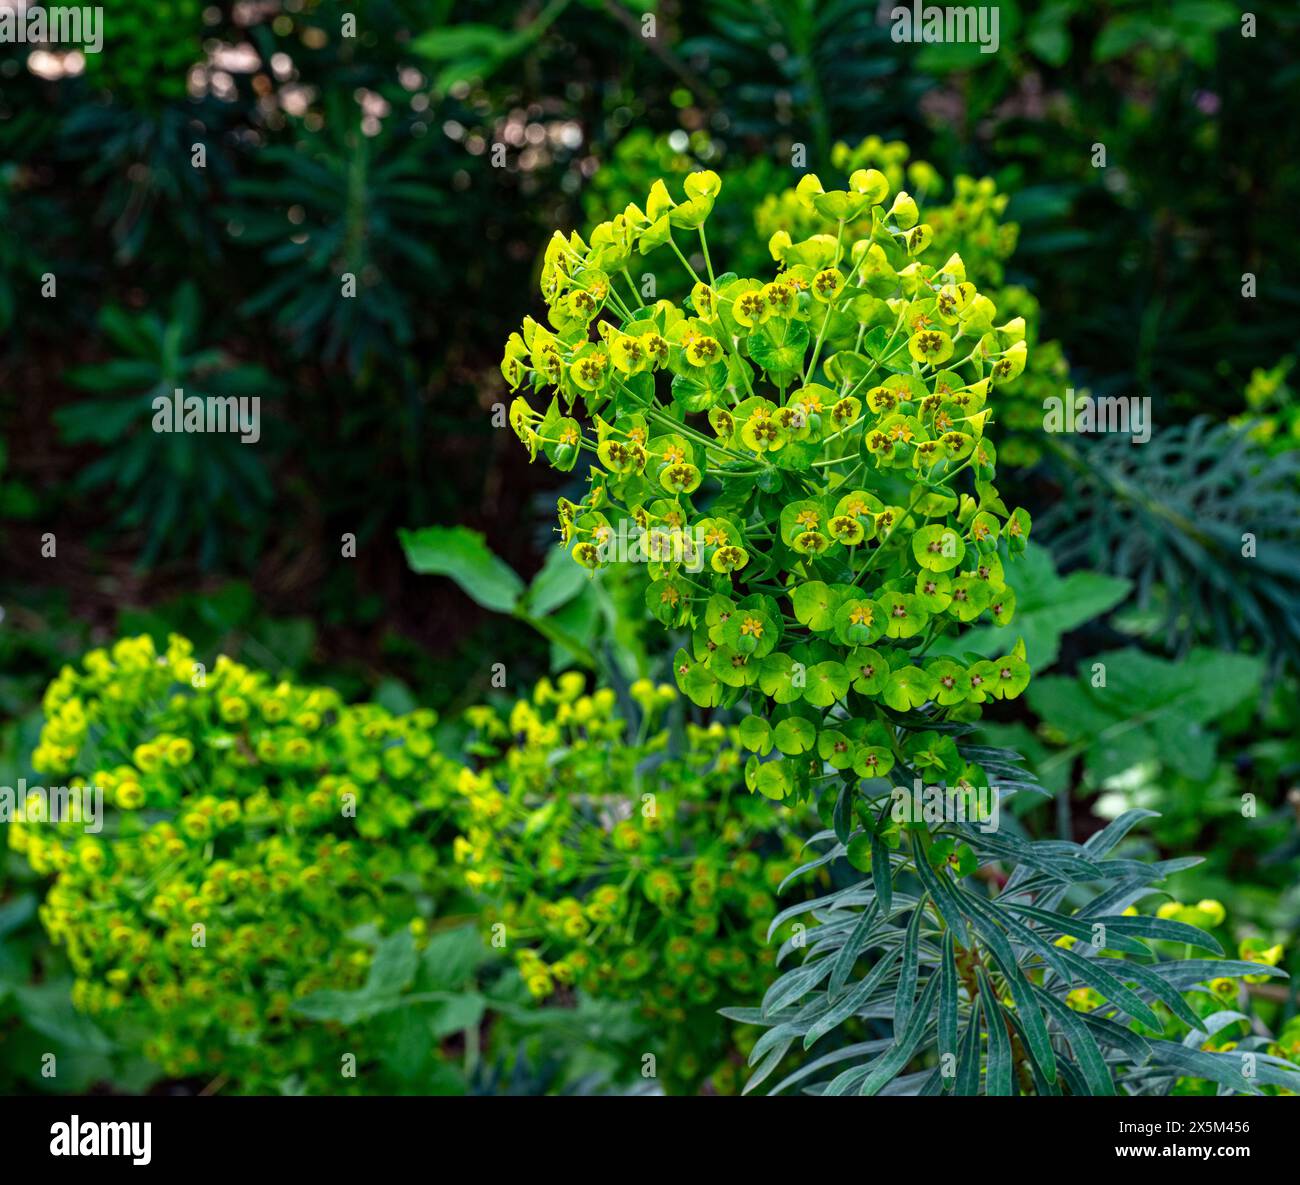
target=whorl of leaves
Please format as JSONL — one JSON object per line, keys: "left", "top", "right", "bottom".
{"left": 1041, "top": 419, "right": 1300, "bottom": 674}
{"left": 733, "top": 739, "right": 1300, "bottom": 1097}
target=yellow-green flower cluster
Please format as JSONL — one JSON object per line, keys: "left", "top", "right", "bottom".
{"left": 17, "top": 635, "right": 457, "bottom": 1090}
{"left": 21, "top": 639, "right": 821, "bottom": 1094}
{"left": 500, "top": 152, "right": 1036, "bottom": 807}
{"left": 1232, "top": 356, "right": 1298, "bottom": 456}
{"left": 1159, "top": 901, "right": 1291, "bottom": 1096}
{"left": 450, "top": 674, "right": 822, "bottom": 1094}
{"left": 583, "top": 133, "right": 1066, "bottom": 467}
{"left": 754, "top": 137, "right": 1065, "bottom": 465}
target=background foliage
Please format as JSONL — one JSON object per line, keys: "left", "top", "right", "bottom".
{"left": 1, "top": 0, "right": 1297, "bottom": 1094}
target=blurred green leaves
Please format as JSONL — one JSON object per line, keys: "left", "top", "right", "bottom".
{"left": 1043, "top": 421, "right": 1300, "bottom": 674}
{"left": 930, "top": 543, "right": 1130, "bottom": 671}
{"left": 400, "top": 524, "right": 597, "bottom": 669}
{"left": 1027, "top": 647, "right": 1263, "bottom": 783}
{"left": 412, "top": 0, "right": 574, "bottom": 92}
{"left": 400, "top": 524, "right": 526, "bottom": 614}
{"left": 293, "top": 926, "right": 488, "bottom": 1027}
{"left": 226, "top": 98, "right": 449, "bottom": 376}
{"left": 56, "top": 284, "right": 279, "bottom": 567}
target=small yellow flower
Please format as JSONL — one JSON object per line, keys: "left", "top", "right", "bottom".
{"left": 685, "top": 336, "right": 722, "bottom": 366}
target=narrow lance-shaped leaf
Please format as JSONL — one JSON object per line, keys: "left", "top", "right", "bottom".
{"left": 827, "top": 900, "right": 881, "bottom": 1000}
{"left": 911, "top": 836, "right": 969, "bottom": 946}
{"left": 871, "top": 830, "right": 893, "bottom": 917}
{"left": 977, "top": 967, "right": 1014, "bottom": 1096}
{"left": 805, "top": 947, "right": 900, "bottom": 1050}
{"left": 1051, "top": 945, "right": 1164, "bottom": 1030}
{"left": 955, "top": 1010, "right": 982, "bottom": 1096}
{"left": 894, "top": 895, "right": 927, "bottom": 1034}
{"left": 984, "top": 946, "right": 1057, "bottom": 1085}
{"left": 938, "top": 931, "right": 959, "bottom": 1089}
{"left": 1034, "top": 982, "right": 1118, "bottom": 1101}
{"left": 860, "top": 973, "right": 940, "bottom": 1097}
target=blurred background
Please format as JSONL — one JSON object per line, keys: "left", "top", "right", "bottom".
{"left": 1, "top": 0, "right": 1298, "bottom": 1093}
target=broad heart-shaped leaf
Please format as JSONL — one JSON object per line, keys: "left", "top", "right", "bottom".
{"left": 928, "top": 543, "right": 1131, "bottom": 671}
{"left": 803, "top": 661, "right": 850, "bottom": 707}
{"left": 791, "top": 581, "right": 840, "bottom": 631}
{"left": 368, "top": 929, "right": 420, "bottom": 996}
{"left": 419, "top": 925, "right": 486, "bottom": 993}
{"left": 670, "top": 361, "right": 729, "bottom": 412}
{"left": 748, "top": 319, "right": 810, "bottom": 377}
{"left": 399, "top": 525, "right": 524, "bottom": 614}
{"left": 292, "top": 930, "right": 422, "bottom": 1024}
{"left": 1026, "top": 647, "right": 1264, "bottom": 783}
{"left": 758, "top": 652, "right": 803, "bottom": 704}
{"left": 739, "top": 714, "right": 774, "bottom": 755}
{"left": 683, "top": 660, "right": 724, "bottom": 707}
{"left": 773, "top": 716, "right": 816, "bottom": 755}
{"left": 754, "top": 761, "right": 792, "bottom": 800}
{"left": 522, "top": 544, "right": 587, "bottom": 617}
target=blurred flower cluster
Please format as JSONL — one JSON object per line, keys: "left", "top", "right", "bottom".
{"left": 21, "top": 634, "right": 456, "bottom": 1088}
{"left": 18, "top": 638, "right": 827, "bottom": 1094}
{"left": 451, "top": 673, "right": 820, "bottom": 1093}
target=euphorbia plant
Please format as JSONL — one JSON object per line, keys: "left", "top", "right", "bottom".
{"left": 20, "top": 635, "right": 465, "bottom": 1091}
{"left": 500, "top": 166, "right": 1300, "bottom": 1096}
{"left": 755, "top": 136, "right": 1068, "bottom": 468}
{"left": 502, "top": 165, "right": 1033, "bottom": 807}
{"left": 738, "top": 812, "right": 1299, "bottom": 1096}
{"left": 22, "top": 635, "right": 826, "bottom": 1096}
{"left": 451, "top": 674, "right": 823, "bottom": 1094}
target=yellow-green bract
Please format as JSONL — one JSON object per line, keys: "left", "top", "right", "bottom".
{"left": 501, "top": 159, "right": 1035, "bottom": 806}
{"left": 19, "top": 636, "right": 814, "bottom": 1094}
